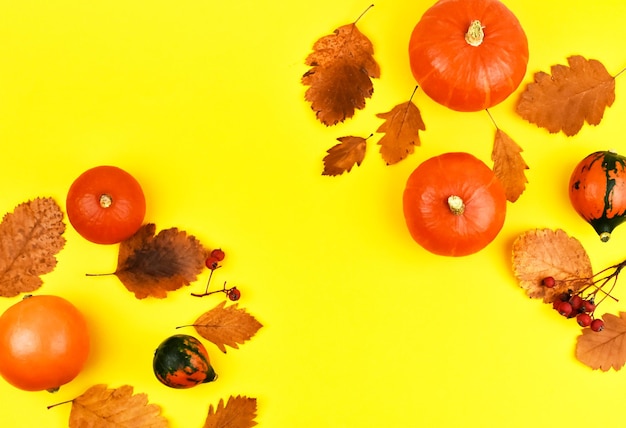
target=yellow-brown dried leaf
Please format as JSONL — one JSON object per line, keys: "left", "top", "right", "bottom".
{"left": 576, "top": 312, "right": 626, "bottom": 371}
{"left": 115, "top": 223, "right": 206, "bottom": 299}
{"left": 322, "top": 136, "right": 367, "bottom": 176}
{"left": 0, "top": 197, "right": 66, "bottom": 297}
{"left": 491, "top": 129, "right": 528, "bottom": 202}
{"left": 516, "top": 55, "right": 615, "bottom": 136}
{"left": 302, "top": 24, "right": 380, "bottom": 126}
{"left": 376, "top": 101, "right": 425, "bottom": 165}
{"left": 512, "top": 229, "right": 592, "bottom": 303}
{"left": 69, "top": 384, "right": 168, "bottom": 428}
{"left": 202, "top": 395, "right": 258, "bottom": 428}
{"left": 193, "top": 301, "right": 263, "bottom": 353}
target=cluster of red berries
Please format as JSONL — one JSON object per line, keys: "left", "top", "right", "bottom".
{"left": 543, "top": 276, "right": 604, "bottom": 332}
{"left": 191, "top": 248, "right": 241, "bottom": 301}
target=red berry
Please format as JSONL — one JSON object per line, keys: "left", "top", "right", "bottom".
{"left": 557, "top": 301, "right": 574, "bottom": 317}
{"left": 205, "top": 256, "right": 220, "bottom": 270}
{"left": 211, "top": 248, "right": 225, "bottom": 262}
{"left": 542, "top": 276, "right": 556, "bottom": 288}
{"left": 569, "top": 295, "right": 583, "bottom": 311}
{"left": 590, "top": 319, "right": 605, "bottom": 332}
{"left": 576, "top": 313, "right": 592, "bottom": 327}
{"left": 581, "top": 300, "right": 596, "bottom": 313}
{"left": 227, "top": 287, "right": 241, "bottom": 301}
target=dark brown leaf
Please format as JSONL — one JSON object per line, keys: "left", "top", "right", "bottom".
{"left": 322, "top": 136, "right": 367, "bottom": 176}
{"left": 491, "top": 129, "right": 528, "bottom": 202}
{"left": 516, "top": 55, "right": 615, "bottom": 136}
{"left": 115, "top": 223, "right": 206, "bottom": 299}
{"left": 576, "top": 312, "right": 626, "bottom": 371}
{"left": 202, "top": 395, "right": 258, "bottom": 428}
{"left": 0, "top": 197, "right": 66, "bottom": 297}
{"left": 376, "top": 101, "right": 425, "bottom": 165}
{"left": 302, "top": 23, "right": 380, "bottom": 126}
{"left": 192, "top": 301, "right": 263, "bottom": 353}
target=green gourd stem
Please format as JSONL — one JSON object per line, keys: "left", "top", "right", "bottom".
{"left": 465, "top": 20, "right": 485, "bottom": 47}
{"left": 448, "top": 195, "right": 465, "bottom": 215}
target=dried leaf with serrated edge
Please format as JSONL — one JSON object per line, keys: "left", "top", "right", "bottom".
{"left": 376, "top": 101, "right": 425, "bottom": 165}
{"left": 491, "top": 129, "right": 528, "bottom": 202}
{"left": 68, "top": 384, "right": 168, "bottom": 428}
{"left": 0, "top": 197, "right": 66, "bottom": 297}
{"left": 512, "top": 229, "right": 592, "bottom": 303}
{"left": 576, "top": 312, "right": 626, "bottom": 371}
{"left": 516, "top": 55, "right": 615, "bottom": 136}
{"left": 322, "top": 136, "right": 367, "bottom": 176}
{"left": 113, "top": 223, "right": 206, "bottom": 299}
{"left": 202, "top": 395, "right": 258, "bottom": 428}
{"left": 192, "top": 301, "right": 263, "bottom": 353}
{"left": 302, "top": 23, "right": 380, "bottom": 126}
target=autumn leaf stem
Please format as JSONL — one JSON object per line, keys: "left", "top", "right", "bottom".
{"left": 485, "top": 108, "right": 499, "bottom": 130}
{"left": 353, "top": 4, "right": 374, "bottom": 25}
{"left": 85, "top": 272, "right": 115, "bottom": 277}
{"left": 614, "top": 66, "right": 626, "bottom": 79}
{"left": 47, "top": 399, "right": 73, "bottom": 410}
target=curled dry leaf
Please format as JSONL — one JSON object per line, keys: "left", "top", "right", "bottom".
{"left": 376, "top": 100, "right": 425, "bottom": 165}
{"left": 322, "top": 136, "right": 368, "bottom": 176}
{"left": 0, "top": 197, "right": 66, "bottom": 297}
{"left": 302, "top": 23, "right": 380, "bottom": 126}
{"left": 68, "top": 384, "right": 168, "bottom": 428}
{"left": 576, "top": 312, "right": 626, "bottom": 371}
{"left": 512, "top": 229, "right": 592, "bottom": 303}
{"left": 202, "top": 395, "right": 258, "bottom": 428}
{"left": 191, "top": 301, "right": 263, "bottom": 353}
{"left": 113, "top": 223, "right": 206, "bottom": 299}
{"left": 491, "top": 129, "right": 528, "bottom": 202}
{"left": 516, "top": 55, "right": 615, "bottom": 136}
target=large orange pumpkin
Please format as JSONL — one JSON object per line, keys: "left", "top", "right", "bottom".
{"left": 403, "top": 152, "right": 507, "bottom": 256}
{"left": 569, "top": 150, "right": 626, "bottom": 242}
{"left": 408, "top": 0, "right": 528, "bottom": 112}
{"left": 0, "top": 295, "right": 90, "bottom": 392}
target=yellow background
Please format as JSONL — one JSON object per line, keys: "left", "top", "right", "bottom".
{"left": 1, "top": 0, "right": 626, "bottom": 427}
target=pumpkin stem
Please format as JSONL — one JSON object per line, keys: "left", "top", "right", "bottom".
{"left": 465, "top": 20, "right": 485, "bottom": 47}
{"left": 600, "top": 232, "right": 611, "bottom": 242}
{"left": 447, "top": 195, "right": 465, "bottom": 215}
{"left": 99, "top": 193, "right": 113, "bottom": 208}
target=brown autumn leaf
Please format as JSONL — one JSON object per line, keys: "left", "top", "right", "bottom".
{"left": 576, "top": 312, "right": 626, "bottom": 371}
{"left": 302, "top": 23, "right": 380, "bottom": 126}
{"left": 113, "top": 223, "right": 206, "bottom": 299}
{"left": 512, "top": 229, "right": 592, "bottom": 303}
{"left": 322, "top": 135, "right": 368, "bottom": 176}
{"left": 376, "top": 101, "right": 425, "bottom": 165}
{"left": 191, "top": 301, "right": 263, "bottom": 353}
{"left": 68, "top": 384, "right": 168, "bottom": 428}
{"left": 0, "top": 197, "right": 66, "bottom": 297}
{"left": 491, "top": 129, "right": 528, "bottom": 202}
{"left": 202, "top": 395, "right": 258, "bottom": 428}
{"left": 516, "top": 55, "right": 615, "bottom": 136}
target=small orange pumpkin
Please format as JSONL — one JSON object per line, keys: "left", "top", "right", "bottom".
{"left": 569, "top": 150, "right": 626, "bottom": 242}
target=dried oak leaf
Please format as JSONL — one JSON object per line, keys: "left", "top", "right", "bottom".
{"left": 491, "top": 129, "right": 529, "bottom": 202}
{"left": 376, "top": 101, "right": 425, "bottom": 165}
{"left": 302, "top": 23, "right": 380, "bottom": 126}
{"left": 512, "top": 229, "right": 592, "bottom": 303}
{"left": 322, "top": 135, "right": 367, "bottom": 176}
{"left": 0, "top": 197, "right": 66, "bottom": 297}
{"left": 576, "top": 312, "right": 626, "bottom": 371}
{"left": 202, "top": 395, "right": 258, "bottom": 428}
{"left": 114, "top": 223, "right": 206, "bottom": 299}
{"left": 68, "top": 384, "right": 168, "bottom": 428}
{"left": 516, "top": 55, "right": 615, "bottom": 136}
{"left": 192, "top": 301, "right": 263, "bottom": 353}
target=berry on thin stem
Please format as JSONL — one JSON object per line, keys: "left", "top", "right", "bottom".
{"left": 590, "top": 318, "right": 605, "bottom": 332}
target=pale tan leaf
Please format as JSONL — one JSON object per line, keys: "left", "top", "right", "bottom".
{"left": 512, "top": 229, "right": 592, "bottom": 302}
{"left": 202, "top": 395, "right": 258, "bottom": 428}
{"left": 576, "top": 312, "right": 626, "bottom": 371}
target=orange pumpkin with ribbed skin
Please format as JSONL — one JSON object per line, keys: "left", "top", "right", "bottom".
{"left": 0, "top": 295, "right": 90, "bottom": 392}
{"left": 153, "top": 334, "right": 217, "bottom": 389}
{"left": 408, "top": 0, "right": 528, "bottom": 112}
{"left": 403, "top": 152, "right": 507, "bottom": 256}
{"left": 569, "top": 150, "right": 626, "bottom": 242}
